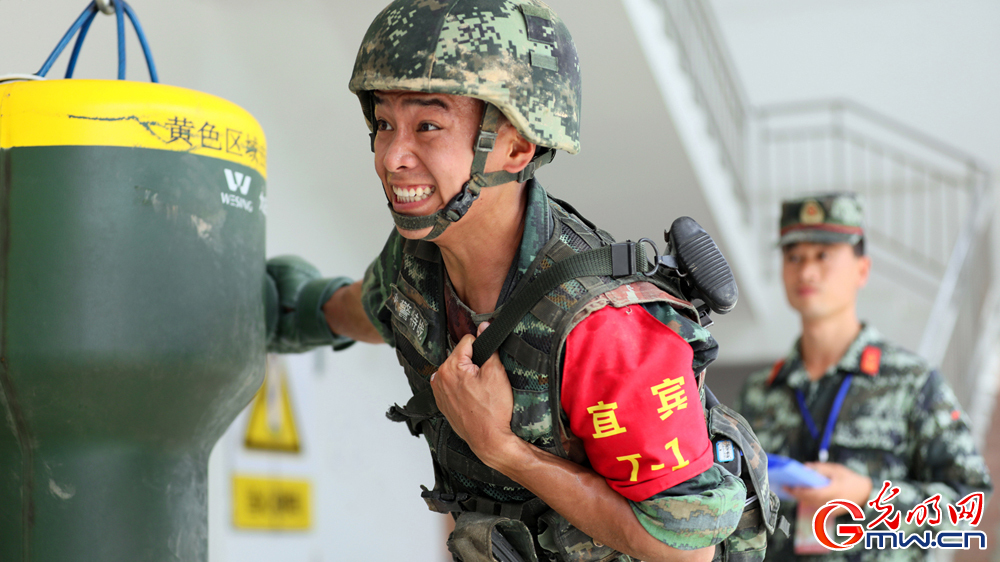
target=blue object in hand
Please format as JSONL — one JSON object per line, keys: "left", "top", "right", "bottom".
{"left": 767, "top": 453, "right": 831, "bottom": 501}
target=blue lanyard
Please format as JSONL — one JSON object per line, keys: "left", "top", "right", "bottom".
{"left": 794, "top": 375, "right": 853, "bottom": 462}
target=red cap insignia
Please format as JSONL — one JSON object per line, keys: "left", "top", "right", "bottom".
{"left": 860, "top": 346, "right": 881, "bottom": 376}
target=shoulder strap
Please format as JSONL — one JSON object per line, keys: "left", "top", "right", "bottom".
{"left": 471, "top": 242, "right": 652, "bottom": 366}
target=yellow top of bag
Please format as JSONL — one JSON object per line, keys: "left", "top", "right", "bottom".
{"left": 0, "top": 79, "right": 267, "bottom": 177}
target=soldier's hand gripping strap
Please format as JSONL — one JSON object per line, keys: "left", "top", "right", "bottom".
{"left": 265, "top": 255, "right": 355, "bottom": 353}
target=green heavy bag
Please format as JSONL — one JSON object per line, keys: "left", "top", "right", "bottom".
{"left": 0, "top": 78, "right": 267, "bottom": 561}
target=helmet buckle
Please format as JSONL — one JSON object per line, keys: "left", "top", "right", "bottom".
{"left": 475, "top": 130, "right": 497, "bottom": 152}
{"left": 442, "top": 182, "right": 480, "bottom": 222}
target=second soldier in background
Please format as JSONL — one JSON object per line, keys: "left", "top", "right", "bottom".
{"left": 736, "top": 193, "right": 991, "bottom": 561}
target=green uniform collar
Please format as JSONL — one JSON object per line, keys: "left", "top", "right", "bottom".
{"left": 773, "top": 323, "right": 883, "bottom": 388}
{"left": 513, "top": 179, "right": 555, "bottom": 276}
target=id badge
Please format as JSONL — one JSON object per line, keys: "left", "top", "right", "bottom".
{"left": 794, "top": 503, "right": 832, "bottom": 555}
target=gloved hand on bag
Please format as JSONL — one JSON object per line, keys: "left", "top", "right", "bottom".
{"left": 265, "top": 255, "right": 354, "bottom": 353}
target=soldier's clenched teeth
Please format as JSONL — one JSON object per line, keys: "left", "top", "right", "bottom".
{"left": 392, "top": 185, "right": 434, "bottom": 204}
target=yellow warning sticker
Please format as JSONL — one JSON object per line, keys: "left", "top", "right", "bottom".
{"left": 244, "top": 356, "right": 300, "bottom": 452}
{"left": 233, "top": 475, "right": 311, "bottom": 530}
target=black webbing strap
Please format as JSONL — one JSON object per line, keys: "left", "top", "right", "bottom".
{"left": 471, "top": 243, "right": 651, "bottom": 367}
{"left": 421, "top": 485, "right": 549, "bottom": 523}
{"left": 386, "top": 387, "right": 439, "bottom": 437}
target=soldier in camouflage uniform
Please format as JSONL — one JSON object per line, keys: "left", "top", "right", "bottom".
{"left": 266, "top": 0, "right": 762, "bottom": 560}
{"left": 735, "top": 193, "right": 992, "bottom": 561}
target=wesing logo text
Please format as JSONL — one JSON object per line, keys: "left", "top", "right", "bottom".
{"left": 224, "top": 168, "right": 251, "bottom": 195}
{"left": 221, "top": 168, "right": 254, "bottom": 213}
{"left": 813, "top": 481, "right": 986, "bottom": 551}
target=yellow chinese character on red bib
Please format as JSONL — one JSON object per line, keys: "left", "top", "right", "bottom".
{"left": 650, "top": 377, "right": 688, "bottom": 420}
{"left": 587, "top": 401, "right": 627, "bottom": 439}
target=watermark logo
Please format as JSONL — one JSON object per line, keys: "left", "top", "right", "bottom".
{"left": 813, "top": 481, "right": 986, "bottom": 551}
{"left": 224, "top": 168, "right": 252, "bottom": 195}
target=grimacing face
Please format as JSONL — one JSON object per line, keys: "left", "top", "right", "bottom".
{"left": 371, "top": 91, "right": 522, "bottom": 241}
{"left": 781, "top": 242, "right": 871, "bottom": 321}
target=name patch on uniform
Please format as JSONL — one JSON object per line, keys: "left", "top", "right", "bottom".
{"left": 715, "top": 439, "right": 736, "bottom": 463}
{"left": 389, "top": 285, "right": 428, "bottom": 347}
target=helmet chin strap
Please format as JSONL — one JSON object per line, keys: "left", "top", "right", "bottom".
{"left": 385, "top": 103, "right": 555, "bottom": 241}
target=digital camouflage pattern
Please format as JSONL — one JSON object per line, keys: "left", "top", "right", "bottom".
{"left": 349, "top": 0, "right": 582, "bottom": 154}
{"left": 736, "top": 324, "right": 992, "bottom": 561}
{"left": 631, "top": 466, "right": 746, "bottom": 546}
{"left": 363, "top": 181, "right": 746, "bottom": 560}
{"left": 701, "top": 399, "right": 782, "bottom": 562}
{"left": 779, "top": 192, "right": 865, "bottom": 247}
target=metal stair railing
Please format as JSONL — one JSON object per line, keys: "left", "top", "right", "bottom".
{"left": 656, "top": 0, "right": 750, "bottom": 209}
{"left": 755, "top": 100, "right": 989, "bottom": 286}
{"left": 649, "top": 0, "right": 997, "bottom": 413}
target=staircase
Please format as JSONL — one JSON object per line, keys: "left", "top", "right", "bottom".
{"left": 623, "top": 0, "right": 999, "bottom": 440}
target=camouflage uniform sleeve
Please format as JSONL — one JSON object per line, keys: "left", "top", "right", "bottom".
{"left": 864, "top": 370, "right": 992, "bottom": 533}
{"left": 360, "top": 230, "right": 405, "bottom": 346}
{"left": 628, "top": 465, "right": 746, "bottom": 550}
{"left": 732, "top": 369, "right": 770, "bottom": 420}
{"left": 642, "top": 301, "right": 719, "bottom": 373}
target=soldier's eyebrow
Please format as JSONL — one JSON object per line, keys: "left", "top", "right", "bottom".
{"left": 402, "top": 97, "right": 450, "bottom": 110}
{"left": 371, "top": 93, "right": 450, "bottom": 111}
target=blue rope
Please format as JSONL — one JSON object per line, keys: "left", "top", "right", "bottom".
{"left": 123, "top": 2, "right": 158, "bottom": 83}
{"left": 64, "top": 7, "right": 99, "bottom": 78}
{"left": 37, "top": 0, "right": 159, "bottom": 83}
{"left": 115, "top": 0, "right": 125, "bottom": 79}
{"left": 36, "top": 3, "right": 98, "bottom": 77}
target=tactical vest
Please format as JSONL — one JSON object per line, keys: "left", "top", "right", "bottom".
{"left": 386, "top": 198, "right": 780, "bottom": 562}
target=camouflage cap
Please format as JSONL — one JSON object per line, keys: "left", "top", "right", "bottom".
{"left": 349, "top": 0, "right": 581, "bottom": 154}
{"left": 778, "top": 192, "right": 865, "bottom": 246}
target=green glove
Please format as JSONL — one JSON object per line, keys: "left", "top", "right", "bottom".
{"left": 265, "top": 255, "right": 354, "bottom": 353}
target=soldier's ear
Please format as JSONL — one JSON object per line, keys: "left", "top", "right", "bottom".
{"left": 856, "top": 254, "right": 872, "bottom": 289}
{"left": 500, "top": 127, "right": 536, "bottom": 175}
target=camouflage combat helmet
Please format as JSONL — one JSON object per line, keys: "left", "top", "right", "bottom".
{"left": 349, "top": 0, "right": 581, "bottom": 240}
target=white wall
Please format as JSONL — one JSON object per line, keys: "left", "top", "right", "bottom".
{"left": 711, "top": 0, "right": 1000, "bottom": 173}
